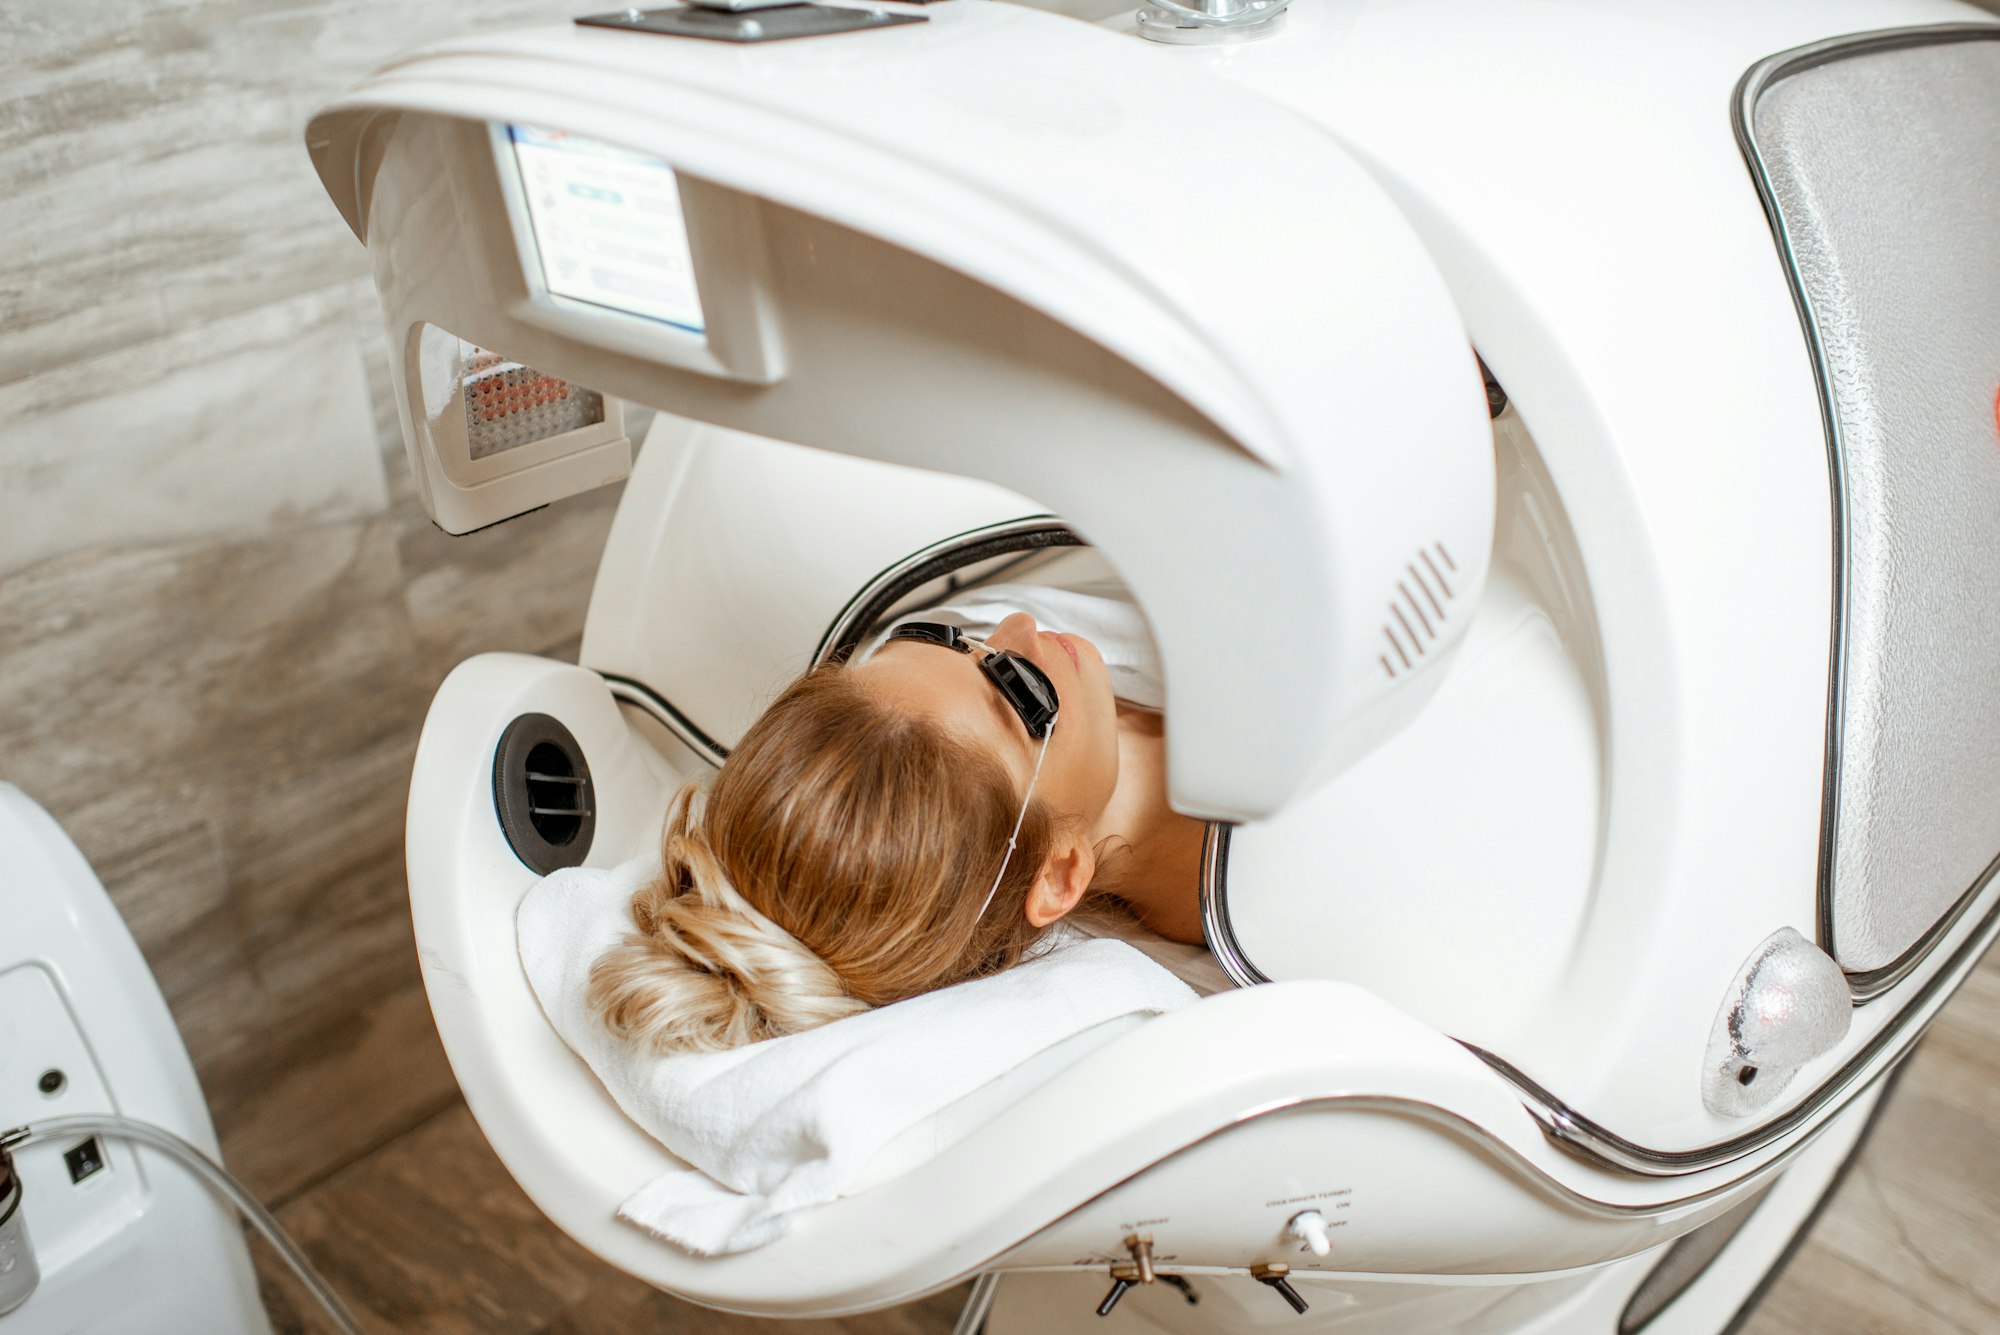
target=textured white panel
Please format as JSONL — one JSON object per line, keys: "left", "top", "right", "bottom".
{"left": 1752, "top": 33, "right": 2000, "bottom": 972}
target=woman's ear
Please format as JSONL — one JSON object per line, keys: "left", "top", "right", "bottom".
{"left": 1025, "top": 835, "right": 1096, "bottom": 927}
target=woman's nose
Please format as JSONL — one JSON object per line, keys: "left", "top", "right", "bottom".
{"left": 987, "top": 612, "right": 1039, "bottom": 653}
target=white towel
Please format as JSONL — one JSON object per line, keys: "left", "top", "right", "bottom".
{"left": 518, "top": 857, "right": 1197, "bottom": 1255}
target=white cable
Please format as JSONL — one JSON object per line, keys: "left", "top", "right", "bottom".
{"left": 976, "top": 713, "right": 1056, "bottom": 922}
{"left": 1, "top": 1114, "right": 364, "bottom": 1335}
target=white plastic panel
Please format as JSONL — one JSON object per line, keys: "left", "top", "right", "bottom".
{"left": 1222, "top": 563, "right": 1601, "bottom": 1050}
{"left": 407, "top": 323, "right": 629, "bottom": 506}
{"left": 409, "top": 657, "right": 1848, "bottom": 1316}
{"left": 0, "top": 966, "right": 140, "bottom": 1277}
{"left": 0, "top": 787, "right": 269, "bottom": 1334}
{"left": 1007, "top": 1105, "right": 1729, "bottom": 1277}
{"left": 308, "top": 1, "right": 1495, "bottom": 821}
{"left": 581, "top": 414, "right": 1047, "bottom": 750}
{"left": 1171, "top": 0, "right": 1998, "bottom": 1148}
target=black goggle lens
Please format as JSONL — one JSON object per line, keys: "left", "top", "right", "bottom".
{"left": 885, "top": 622, "right": 1059, "bottom": 740}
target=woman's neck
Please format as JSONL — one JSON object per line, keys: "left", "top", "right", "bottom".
{"left": 1090, "top": 704, "right": 1208, "bottom": 943}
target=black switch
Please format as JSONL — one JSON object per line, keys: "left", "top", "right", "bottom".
{"left": 64, "top": 1137, "right": 105, "bottom": 1184}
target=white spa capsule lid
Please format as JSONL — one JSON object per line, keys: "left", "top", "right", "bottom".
{"left": 306, "top": 1, "right": 1495, "bottom": 821}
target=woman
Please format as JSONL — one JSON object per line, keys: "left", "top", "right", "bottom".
{"left": 589, "top": 607, "right": 1211, "bottom": 1054}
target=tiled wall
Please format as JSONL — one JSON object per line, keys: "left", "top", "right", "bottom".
{"left": 1, "top": 2, "right": 622, "bottom": 574}
{"left": 0, "top": 0, "right": 627, "bottom": 1205}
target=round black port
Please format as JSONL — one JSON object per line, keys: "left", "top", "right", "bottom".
{"left": 38, "top": 1069, "right": 65, "bottom": 1096}
{"left": 1737, "top": 1065, "right": 1758, "bottom": 1086}
{"left": 493, "top": 713, "right": 596, "bottom": 875}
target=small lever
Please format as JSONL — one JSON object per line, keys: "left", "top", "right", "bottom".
{"left": 1123, "top": 1233, "right": 1156, "bottom": 1285}
{"left": 1252, "top": 1263, "right": 1310, "bottom": 1315}
{"left": 1096, "top": 1264, "right": 1140, "bottom": 1317}
{"left": 1287, "top": 1209, "right": 1332, "bottom": 1257}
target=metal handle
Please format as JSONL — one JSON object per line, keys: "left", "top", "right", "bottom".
{"left": 1097, "top": 1263, "right": 1142, "bottom": 1317}
{"left": 1253, "top": 1262, "right": 1310, "bottom": 1315}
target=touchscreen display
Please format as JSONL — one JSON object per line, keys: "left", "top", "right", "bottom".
{"left": 507, "top": 125, "right": 706, "bottom": 335}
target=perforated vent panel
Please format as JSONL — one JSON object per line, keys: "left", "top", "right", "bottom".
{"left": 1745, "top": 28, "right": 2000, "bottom": 976}
{"left": 1378, "top": 542, "right": 1459, "bottom": 679}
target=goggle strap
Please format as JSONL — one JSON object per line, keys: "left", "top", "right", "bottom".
{"left": 975, "top": 711, "right": 1057, "bottom": 922}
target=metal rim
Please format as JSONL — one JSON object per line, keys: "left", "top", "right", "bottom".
{"left": 596, "top": 515, "right": 1079, "bottom": 769}
{"left": 1198, "top": 822, "right": 1267, "bottom": 988}
{"left": 1200, "top": 692, "right": 2000, "bottom": 1175}
{"left": 1731, "top": 21, "right": 2000, "bottom": 999}
{"left": 1457, "top": 883, "right": 1999, "bottom": 1176}
{"left": 812, "top": 515, "right": 1084, "bottom": 667}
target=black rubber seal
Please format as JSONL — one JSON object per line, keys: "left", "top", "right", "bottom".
{"left": 493, "top": 713, "right": 597, "bottom": 875}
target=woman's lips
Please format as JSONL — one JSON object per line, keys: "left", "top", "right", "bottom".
{"left": 1047, "top": 631, "right": 1081, "bottom": 669}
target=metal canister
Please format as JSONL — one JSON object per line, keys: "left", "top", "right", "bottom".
{"left": 0, "top": 1145, "right": 40, "bottom": 1315}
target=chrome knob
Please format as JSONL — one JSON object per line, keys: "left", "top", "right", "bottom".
{"left": 1123, "top": 1233, "right": 1157, "bottom": 1285}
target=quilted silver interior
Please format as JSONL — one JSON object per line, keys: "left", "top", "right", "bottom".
{"left": 1747, "top": 29, "right": 2000, "bottom": 978}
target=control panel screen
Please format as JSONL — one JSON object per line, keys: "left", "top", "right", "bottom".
{"left": 506, "top": 125, "right": 706, "bottom": 335}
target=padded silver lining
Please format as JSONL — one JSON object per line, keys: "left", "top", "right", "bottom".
{"left": 1748, "top": 30, "right": 2000, "bottom": 975}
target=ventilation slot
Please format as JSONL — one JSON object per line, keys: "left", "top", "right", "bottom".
{"left": 524, "top": 742, "right": 589, "bottom": 844}
{"left": 1379, "top": 542, "right": 1458, "bottom": 680}
{"left": 493, "top": 713, "right": 597, "bottom": 874}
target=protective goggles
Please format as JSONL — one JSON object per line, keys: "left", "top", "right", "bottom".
{"left": 883, "top": 620, "right": 1061, "bottom": 919}
{"left": 884, "top": 622, "right": 1060, "bottom": 741}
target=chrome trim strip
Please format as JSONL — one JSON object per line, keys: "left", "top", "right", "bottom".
{"left": 774, "top": 1070, "right": 1892, "bottom": 1317}
{"left": 1009, "top": 1088, "right": 1813, "bottom": 1277}
{"left": 813, "top": 516, "right": 1084, "bottom": 666}
{"left": 1198, "top": 822, "right": 1267, "bottom": 988}
{"left": 602, "top": 672, "right": 729, "bottom": 769}
{"left": 1846, "top": 850, "right": 2000, "bottom": 1002}
{"left": 1731, "top": 22, "right": 2000, "bottom": 998}
{"left": 1461, "top": 883, "right": 2000, "bottom": 1176}
{"left": 1199, "top": 754, "right": 2000, "bottom": 1175}
{"left": 600, "top": 515, "right": 1080, "bottom": 769}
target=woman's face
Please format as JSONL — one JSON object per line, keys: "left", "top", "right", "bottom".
{"left": 852, "top": 611, "right": 1121, "bottom": 829}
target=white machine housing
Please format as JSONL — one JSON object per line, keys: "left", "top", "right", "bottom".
{"left": 0, "top": 787, "right": 269, "bottom": 1334}
{"left": 306, "top": 0, "right": 2000, "bottom": 1329}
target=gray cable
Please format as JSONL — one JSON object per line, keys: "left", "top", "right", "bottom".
{"left": 1, "top": 1114, "right": 363, "bottom": 1335}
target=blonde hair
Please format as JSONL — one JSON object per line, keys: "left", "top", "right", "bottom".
{"left": 588, "top": 665, "right": 1058, "bottom": 1053}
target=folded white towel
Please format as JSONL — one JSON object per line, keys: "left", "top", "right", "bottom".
{"left": 518, "top": 857, "right": 1198, "bottom": 1255}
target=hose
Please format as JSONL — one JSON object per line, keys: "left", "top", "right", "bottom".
{"left": 0, "top": 1114, "right": 363, "bottom": 1334}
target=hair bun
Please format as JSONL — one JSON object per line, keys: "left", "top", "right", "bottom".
{"left": 588, "top": 821, "right": 866, "bottom": 1053}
